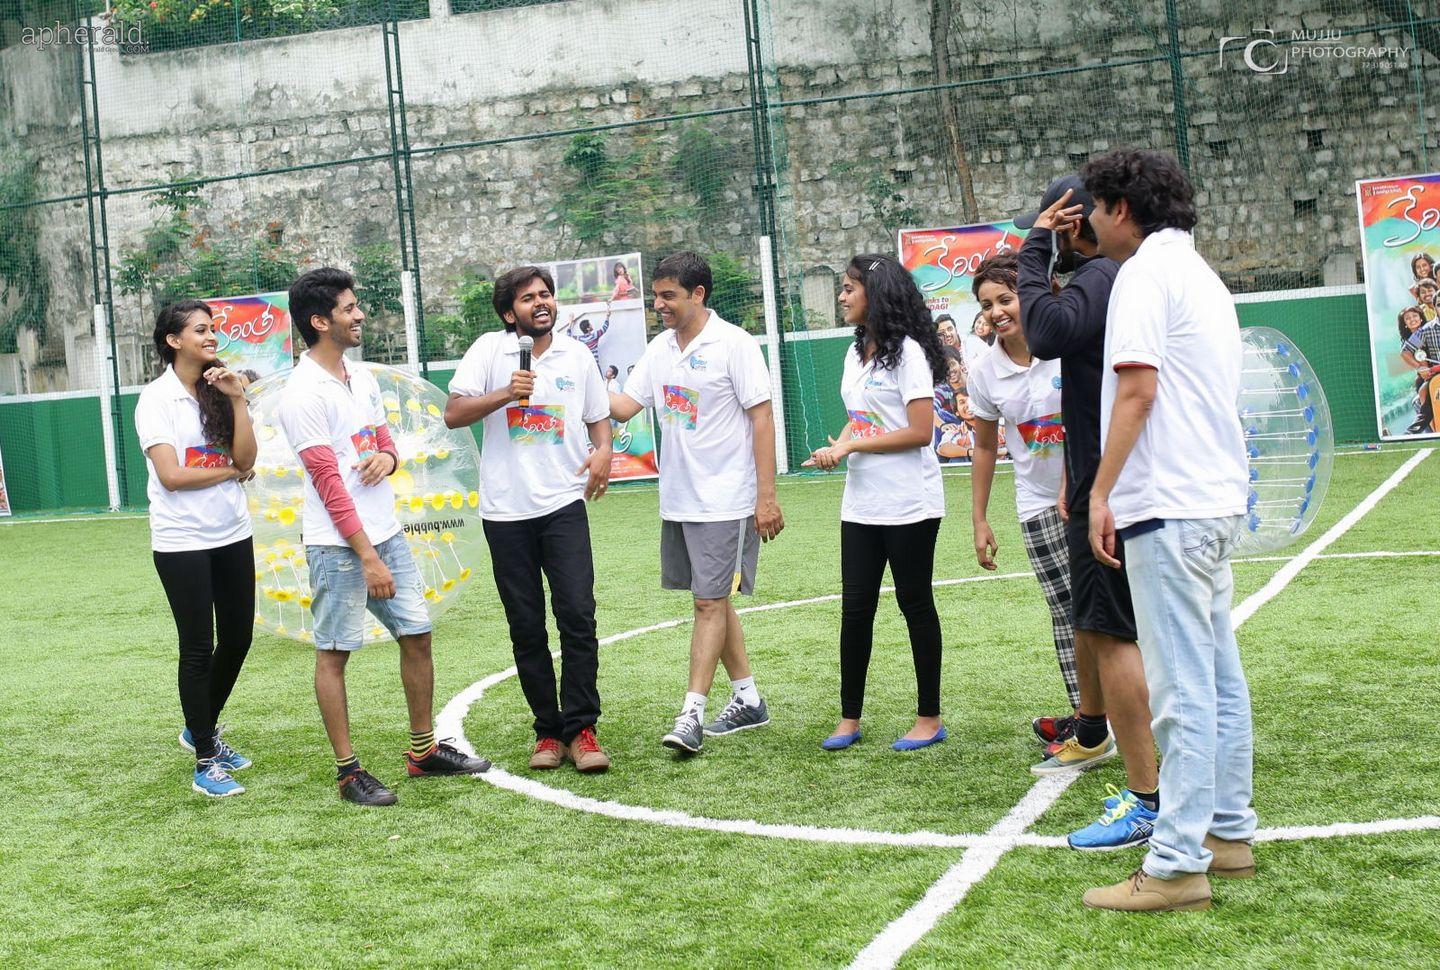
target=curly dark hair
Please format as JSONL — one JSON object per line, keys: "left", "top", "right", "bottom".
{"left": 153, "top": 300, "right": 235, "bottom": 451}
{"left": 845, "top": 254, "right": 946, "bottom": 383}
{"left": 971, "top": 252, "right": 1018, "bottom": 298}
{"left": 1080, "top": 148, "right": 1197, "bottom": 236}
{"left": 1398, "top": 305, "right": 1426, "bottom": 342}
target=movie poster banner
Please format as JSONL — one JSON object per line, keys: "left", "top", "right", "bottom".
{"left": 203, "top": 292, "right": 294, "bottom": 381}
{"left": 1356, "top": 172, "right": 1440, "bottom": 440}
{"left": 538, "top": 252, "right": 658, "bottom": 480}
{"left": 898, "top": 222, "right": 1021, "bottom": 463}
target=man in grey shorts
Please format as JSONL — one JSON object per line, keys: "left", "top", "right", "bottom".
{"left": 610, "top": 252, "right": 785, "bottom": 753}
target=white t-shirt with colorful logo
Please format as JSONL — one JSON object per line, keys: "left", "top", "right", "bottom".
{"left": 623, "top": 312, "right": 772, "bottom": 522}
{"left": 277, "top": 352, "right": 402, "bottom": 548}
{"left": 448, "top": 330, "right": 610, "bottom": 521}
{"left": 839, "top": 337, "right": 946, "bottom": 525}
{"left": 967, "top": 345, "right": 1065, "bottom": 523}
{"left": 133, "top": 365, "right": 252, "bottom": 553}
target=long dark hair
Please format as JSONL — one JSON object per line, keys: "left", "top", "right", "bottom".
{"left": 846, "top": 254, "right": 946, "bottom": 382}
{"left": 153, "top": 300, "right": 235, "bottom": 451}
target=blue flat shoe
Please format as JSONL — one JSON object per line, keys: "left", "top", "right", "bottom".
{"left": 821, "top": 731, "right": 861, "bottom": 751}
{"left": 892, "top": 726, "right": 947, "bottom": 751}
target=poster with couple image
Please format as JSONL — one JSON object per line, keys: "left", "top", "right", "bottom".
{"left": 1356, "top": 172, "right": 1440, "bottom": 440}
{"left": 537, "top": 252, "right": 659, "bottom": 480}
{"left": 898, "top": 222, "right": 1020, "bottom": 463}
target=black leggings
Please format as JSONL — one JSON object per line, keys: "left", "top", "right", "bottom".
{"left": 153, "top": 537, "right": 255, "bottom": 760}
{"left": 839, "top": 518, "right": 943, "bottom": 719}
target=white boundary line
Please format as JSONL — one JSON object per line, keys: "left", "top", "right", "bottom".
{"left": 850, "top": 448, "right": 1432, "bottom": 969}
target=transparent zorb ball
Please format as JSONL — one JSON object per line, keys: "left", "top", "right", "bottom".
{"left": 1235, "top": 327, "right": 1334, "bottom": 555}
{"left": 246, "top": 362, "right": 486, "bottom": 644}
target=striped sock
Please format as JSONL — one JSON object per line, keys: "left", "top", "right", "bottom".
{"left": 409, "top": 729, "right": 436, "bottom": 760}
{"left": 335, "top": 755, "right": 361, "bottom": 779}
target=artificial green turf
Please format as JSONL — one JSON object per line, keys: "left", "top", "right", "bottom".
{"left": 1, "top": 448, "right": 1435, "bottom": 966}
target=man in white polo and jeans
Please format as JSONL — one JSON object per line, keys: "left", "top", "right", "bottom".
{"left": 279, "top": 267, "right": 490, "bottom": 807}
{"left": 1081, "top": 149, "right": 1256, "bottom": 911}
{"left": 444, "top": 265, "right": 614, "bottom": 774}
{"left": 610, "top": 251, "right": 785, "bottom": 754}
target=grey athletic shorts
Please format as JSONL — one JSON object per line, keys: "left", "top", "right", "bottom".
{"left": 660, "top": 517, "right": 760, "bottom": 599}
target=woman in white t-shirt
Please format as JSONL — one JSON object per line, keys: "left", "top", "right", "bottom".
{"left": 132, "top": 300, "right": 258, "bottom": 799}
{"left": 807, "top": 254, "right": 949, "bottom": 752}
{"left": 966, "top": 254, "right": 1080, "bottom": 728}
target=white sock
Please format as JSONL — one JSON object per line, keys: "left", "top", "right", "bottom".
{"left": 730, "top": 676, "right": 760, "bottom": 707}
{"left": 681, "top": 691, "right": 707, "bottom": 721}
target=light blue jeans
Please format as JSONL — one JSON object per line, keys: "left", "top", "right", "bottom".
{"left": 1124, "top": 516, "right": 1258, "bottom": 879}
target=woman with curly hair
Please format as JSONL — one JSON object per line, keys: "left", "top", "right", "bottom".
{"left": 133, "top": 300, "right": 258, "bottom": 798}
{"left": 807, "top": 254, "right": 948, "bottom": 751}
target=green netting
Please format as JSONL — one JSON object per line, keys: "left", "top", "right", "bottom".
{"left": 0, "top": 0, "right": 1436, "bottom": 513}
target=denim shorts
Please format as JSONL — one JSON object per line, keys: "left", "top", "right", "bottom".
{"left": 306, "top": 531, "right": 432, "bottom": 650}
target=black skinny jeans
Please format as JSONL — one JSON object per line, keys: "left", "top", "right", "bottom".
{"left": 839, "top": 518, "right": 943, "bottom": 719}
{"left": 152, "top": 536, "right": 255, "bottom": 760}
{"left": 482, "top": 500, "right": 601, "bottom": 743}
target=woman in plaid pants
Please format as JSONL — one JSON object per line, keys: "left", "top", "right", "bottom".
{"left": 964, "top": 254, "right": 1080, "bottom": 746}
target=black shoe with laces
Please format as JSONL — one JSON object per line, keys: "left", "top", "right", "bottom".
{"left": 338, "top": 769, "right": 398, "bottom": 806}
{"left": 406, "top": 740, "right": 491, "bottom": 777}
{"left": 1031, "top": 713, "right": 1078, "bottom": 745}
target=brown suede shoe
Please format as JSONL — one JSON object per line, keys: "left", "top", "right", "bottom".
{"left": 567, "top": 727, "right": 611, "bottom": 773}
{"left": 529, "top": 737, "right": 565, "bottom": 770}
{"left": 1204, "top": 834, "right": 1256, "bottom": 879}
{"left": 1083, "top": 868, "right": 1212, "bottom": 912}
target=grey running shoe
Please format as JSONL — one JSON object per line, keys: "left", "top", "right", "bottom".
{"left": 702, "top": 696, "right": 770, "bottom": 737}
{"left": 662, "top": 713, "right": 704, "bottom": 754}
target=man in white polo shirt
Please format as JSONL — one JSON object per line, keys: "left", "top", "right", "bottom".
{"left": 1081, "top": 150, "right": 1254, "bottom": 912}
{"left": 278, "top": 267, "right": 489, "bottom": 808}
{"left": 610, "top": 251, "right": 785, "bottom": 754}
{"left": 444, "top": 265, "right": 613, "bottom": 773}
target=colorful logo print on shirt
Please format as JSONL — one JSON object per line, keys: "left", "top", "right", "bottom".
{"left": 846, "top": 409, "right": 886, "bottom": 438}
{"left": 1016, "top": 412, "right": 1065, "bottom": 455}
{"left": 555, "top": 377, "right": 576, "bottom": 392}
{"left": 687, "top": 354, "right": 708, "bottom": 372}
{"left": 351, "top": 425, "right": 379, "bottom": 460}
{"left": 662, "top": 385, "right": 700, "bottom": 429}
{"left": 864, "top": 376, "right": 886, "bottom": 390}
{"left": 184, "top": 444, "right": 232, "bottom": 468}
{"left": 506, "top": 404, "right": 566, "bottom": 444}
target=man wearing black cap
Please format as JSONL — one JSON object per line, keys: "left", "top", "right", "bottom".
{"left": 1014, "top": 174, "right": 1161, "bottom": 853}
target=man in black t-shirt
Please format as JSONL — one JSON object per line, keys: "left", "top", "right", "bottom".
{"left": 1015, "top": 175, "right": 1161, "bottom": 852}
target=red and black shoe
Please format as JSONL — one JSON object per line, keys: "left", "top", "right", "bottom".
{"left": 339, "top": 769, "right": 398, "bottom": 806}
{"left": 406, "top": 740, "right": 492, "bottom": 777}
{"left": 1031, "top": 714, "right": 1078, "bottom": 746}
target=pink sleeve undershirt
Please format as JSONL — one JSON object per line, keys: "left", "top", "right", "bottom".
{"left": 297, "top": 428, "right": 398, "bottom": 541}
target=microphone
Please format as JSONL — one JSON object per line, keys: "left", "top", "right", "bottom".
{"left": 517, "top": 335, "right": 534, "bottom": 407}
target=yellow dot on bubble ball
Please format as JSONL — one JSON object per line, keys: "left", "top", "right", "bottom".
{"left": 275, "top": 624, "right": 287, "bottom": 635}
{"left": 384, "top": 395, "right": 399, "bottom": 411}
{"left": 406, "top": 399, "right": 421, "bottom": 412}
{"left": 387, "top": 411, "right": 401, "bottom": 426}
{"left": 254, "top": 571, "right": 264, "bottom": 581}
{"left": 435, "top": 448, "right": 450, "bottom": 460}
{"left": 441, "top": 532, "right": 455, "bottom": 544}
{"left": 273, "top": 466, "right": 288, "bottom": 478}
{"left": 254, "top": 613, "right": 266, "bottom": 625}
{"left": 442, "top": 579, "right": 455, "bottom": 591}
{"left": 409, "top": 496, "right": 425, "bottom": 514}
{"left": 467, "top": 491, "right": 479, "bottom": 508}
{"left": 279, "top": 508, "right": 296, "bottom": 526}
{"left": 426, "top": 403, "right": 441, "bottom": 417}
{"left": 370, "top": 626, "right": 383, "bottom": 638}
{"left": 424, "top": 588, "right": 437, "bottom": 601}
{"left": 430, "top": 493, "right": 446, "bottom": 510}
{"left": 391, "top": 468, "right": 415, "bottom": 496}
{"left": 275, "top": 590, "right": 294, "bottom": 602}
{"left": 459, "top": 568, "right": 472, "bottom": 581}
{"left": 247, "top": 497, "right": 260, "bottom": 512}
{"left": 414, "top": 452, "right": 429, "bottom": 464}
{"left": 265, "top": 552, "right": 278, "bottom": 563}
{"left": 299, "top": 630, "right": 312, "bottom": 642}
{"left": 300, "top": 596, "right": 313, "bottom": 609}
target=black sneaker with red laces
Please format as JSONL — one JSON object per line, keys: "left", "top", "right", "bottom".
{"left": 406, "top": 740, "right": 491, "bottom": 777}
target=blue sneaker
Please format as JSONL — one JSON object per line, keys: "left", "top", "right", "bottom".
{"left": 180, "top": 726, "right": 251, "bottom": 770}
{"left": 1067, "top": 785, "right": 1156, "bottom": 851}
{"left": 192, "top": 758, "right": 246, "bottom": 798}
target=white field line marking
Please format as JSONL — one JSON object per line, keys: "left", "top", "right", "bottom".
{"left": 850, "top": 774, "right": 1079, "bottom": 970}
{"left": 849, "top": 448, "right": 1433, "bottom": 970}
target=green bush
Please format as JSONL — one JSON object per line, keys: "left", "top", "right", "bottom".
{"left": 0, "top": 140, "right": 50, "bottom": 354}
{"left": 107, "top": 0, "right": 427, "bottom": 53}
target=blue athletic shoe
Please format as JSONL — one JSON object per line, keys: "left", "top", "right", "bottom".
{"left": 892, "top": 726, "right": 947, "bottom": 751}
{"left": 181, "top": 726, "right": 251, "bottom": 770}
{"left": 179, "top": 727, "right": 197, "bottom": 754}
{"left": 1067, "top": 785, "right": 1157, "bottom": 851}
{"left": 821, "top": 731, "right": 861, "bottom": 751}
{"left": 192, "top": 758, "right": 245, "bottom": 798}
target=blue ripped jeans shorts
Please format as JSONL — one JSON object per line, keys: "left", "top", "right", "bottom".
{"left": 306, "top": 532, "right": 432, "bottom": 650}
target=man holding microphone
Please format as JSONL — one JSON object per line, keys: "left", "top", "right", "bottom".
{"left": 445, "top": 265, "right": 614, "bottom": 773}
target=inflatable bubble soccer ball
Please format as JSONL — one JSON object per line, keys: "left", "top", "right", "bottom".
{"left": 1235, "top": 327, "right": 1334, "bottom": 555}
{"left": 245, "top": 362, "right": 486, "bottom": 644}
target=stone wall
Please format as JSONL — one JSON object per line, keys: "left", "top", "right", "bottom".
{"left": 1, "top": 0, "right": 1436, "bottom": 390}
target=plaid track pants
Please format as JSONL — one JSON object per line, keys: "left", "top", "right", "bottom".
{"left": 1020, "top": 506, "right": 1079, "bottom": 709}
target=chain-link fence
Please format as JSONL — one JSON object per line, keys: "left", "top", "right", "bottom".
{"left": 1, "top": 0, "right": 1436, "bottom": 512}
